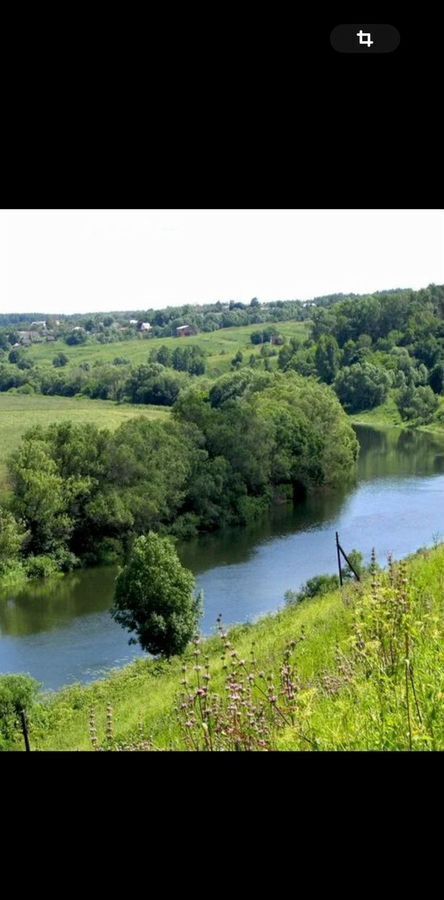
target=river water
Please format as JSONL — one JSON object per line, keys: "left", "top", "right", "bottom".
{"left": 1, "top": 424, "right": 443, "bottom": 690}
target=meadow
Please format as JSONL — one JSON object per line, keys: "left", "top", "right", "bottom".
{"left": 20, "top": 543, "right": 444, "bottom": 751}
{"left": 24, "top": 320, "right": 309, "bottom": 376}
{"left": 0, "top": 393, "right": 169, "bottom": 498}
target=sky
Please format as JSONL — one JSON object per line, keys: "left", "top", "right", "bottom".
{"left": 0, "top": 209, "right": 443, "bottom": 314}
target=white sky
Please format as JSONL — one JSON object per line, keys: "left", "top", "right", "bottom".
{"left": 0, "top": 209, "right": 443, "bottom": 314}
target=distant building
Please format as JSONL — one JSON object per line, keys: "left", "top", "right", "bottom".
{"left": 30, "top": 320, "right": 47, "bottom": 329}
{"left": 18, "top": 330, "right": 42, "bottom": 345}
{"left": 129, "top": 319, "right": 138, "bottom": 325}
{"left": 176, "top": 324, "right": 194, "bottom": 337}
{"left": 139, "top": 322, "right": 152, "bottom": 332}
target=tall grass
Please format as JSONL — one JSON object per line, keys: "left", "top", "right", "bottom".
{"left": 16, "top": 544, "right": 444, "bottom": 752}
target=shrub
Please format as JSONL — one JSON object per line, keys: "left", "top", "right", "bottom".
{"left": 25, "top": 555, "right": 61, "bottom": 579}
{"left": 0, "top": 674, "right": 40, "bottom": 748}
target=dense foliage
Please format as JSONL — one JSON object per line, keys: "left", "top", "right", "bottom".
{"left": 112, "top": 533, "right": 202, "bottom": 657}
{"left": 0, "top": 674, "right": 40, "bottom": 749}
{"left": 277, "top": 284, "right": 444, "bottom": 419}
{"left": 1, "top": 371, "right": 358, "bottom": 576}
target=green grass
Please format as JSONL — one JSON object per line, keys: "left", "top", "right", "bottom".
{"left": 351, "top": 393, "right": 444, "bottom": 434}
{"left": 21, "top": 543, "right": 444, "bottom": 751}
{"left": 0, "top": 393, "right": 170, "bottom": 498}
{"left": 24, "top": 320, "right": 309, "bottom": 377}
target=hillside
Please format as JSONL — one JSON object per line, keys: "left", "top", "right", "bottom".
{"left": 22, "top": 320, "right": 309, "bottom": 377}
{"left": 18, "top": 543, "right": 444, "bottom": 751}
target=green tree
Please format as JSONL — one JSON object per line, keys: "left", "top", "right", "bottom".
{"left": 396, "top": 384, "right": 439, "bottom": 425}
{"left": 315, "top": 334, "right": 340, "bottom": 384}
{"left": 156, "top": 345, "right": 172, "bottom": 367}
{"left": 429, "top": 362, "right": 444, "bottom": 395}
{"left": 231, "top": 350, "right": 244, "bottom": 369}
{"left": 112, "top": 533, "right": 202, "bottom": 657}
{"left": 0, "top": 507, "right": 28, "bottom": 573}
{"left": 53, "top": 352, "right": 69, "bottom": 367}
{"left": 334, "top": 363, "right": 390, "bottom": 412}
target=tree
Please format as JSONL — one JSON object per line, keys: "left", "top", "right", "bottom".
{"left": 334, "top": 363, "right": 390, "bottom": 412}
{"left": 112, "top": 533, "right": 202, "bottom": 657}
{"left": 0, "top": 506, "right": 28, "bottom": 573}
{"left": 156, "top": 345, "right": 172, "bottom": 367}
{"left": 8, "top": 348, "right": 25, "bottom": 365}
{"left": 396, "top": 384, "right": 439, "bottom": 425}
{"left": 53, "top": 352, "right": 69, "bottom": 367}
{"left": 315, "top": 334, "right": 340, "bottom": 384}
{"left": 231, "top": 350, "right": 244, "bottom": 369}
{"left": 429, "top": 362, "right": 444, "bottom": 395}
{"left": 65, "top": 329, "right": 87, "bottom": 346}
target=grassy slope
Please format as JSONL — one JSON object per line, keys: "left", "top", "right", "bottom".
{"left": 0, "top": 394, "right": 170, "bottom": 498}
{"left": 24, "top": 320, "right": 309, "bottom": 377}
{"left": 351, "top": 393, "right": 444, "bottom": 434}
{"left": 26, "top": 544, "right": 444, "bottom": 751}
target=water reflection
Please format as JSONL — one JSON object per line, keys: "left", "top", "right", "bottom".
{"left": 355, "top": 425, "right": 444, "bottom": 480}
{"left": 1, "top": 424, "right": 443, "bottom": 689}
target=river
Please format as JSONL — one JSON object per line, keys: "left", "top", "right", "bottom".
{"left": 1, "top": 424, "right": 444, "bottom": 690}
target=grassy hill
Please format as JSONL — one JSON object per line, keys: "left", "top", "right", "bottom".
{"left": 24, "top": 320, "right": 309, "bottom": 377}
{"left": 0, "top": 394, "right": 170, "bottom": 499}
{"left": 20, "top": 543, "right": 444, "bottom": 751}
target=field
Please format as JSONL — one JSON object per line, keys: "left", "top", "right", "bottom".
{"left": 0, "top": 393, "right": 169, "bottom": 498}
{"left": 24, "top": 320, "right": 309, "bottom": 376}
{"left": 21, "top": 543, "right": 444, "bottom": 751}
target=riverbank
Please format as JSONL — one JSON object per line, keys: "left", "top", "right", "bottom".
{"left": 15, "top": 543, "right": 444, "bottom": 751}
{"left": 350, "top": 395, "right": 444, "bottom": 434}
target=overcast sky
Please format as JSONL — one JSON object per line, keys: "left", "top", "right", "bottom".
{"left": 0, "top": 209, "right": 443, "bottom": 314}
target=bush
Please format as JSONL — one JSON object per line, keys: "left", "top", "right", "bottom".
{"left": 53, "top": 352, "right": 69, "bottom": 367}
{"left": 396, "top": 384, "right": 439, "bottom": 425}
{"left": 25, "top": 555, "right": 61, "bottom": 579}
{"left": 0, "top": 674, "right": 40, "bottom": 747}
{"left": 285, "top": 574, "right": 339, "bottom": 605}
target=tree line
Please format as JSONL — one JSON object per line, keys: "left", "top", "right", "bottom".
{"left": 0, "top": 370, "right": 358, "bottom": 583}
{"left": 277, "top": 284, "right": 444, "bottom": 425}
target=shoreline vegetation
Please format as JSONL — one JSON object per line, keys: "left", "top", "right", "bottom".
{"left": 0, "top": 370, "right": 359, "bottom": 591}
{"left": 4, "top": 542, "right": 444, "bottom": 751}
{"left": 350, "top": 396, "right": 444, "bottom": 435}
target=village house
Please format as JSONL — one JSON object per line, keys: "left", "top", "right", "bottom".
{"left": 139, "top": 322, "right": 152, "bottom": 332}
{"left": 30, "top": 320, "right": 47, "bottom": 329}
{"left": 129, "top": 319, "right": 138, "bottom": 325}
{"left": 176, "top": 324, "right": 194, "bottom": 337}
{"left": 17, "top": 330, "right": 44, "bottom": 345}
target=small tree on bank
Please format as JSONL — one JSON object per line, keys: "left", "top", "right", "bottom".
{"left": 112, "top": 533, "right": 202, "bottom": 658}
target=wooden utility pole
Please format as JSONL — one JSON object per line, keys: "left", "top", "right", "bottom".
{"left": 335, "top": 531, "right": 361, "bottom": 584}
{"left": 20, "top": 709, "right": 31, "bottom": 752}
{"left": 335, "top": 531, "right": 343, "bottom": 586}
